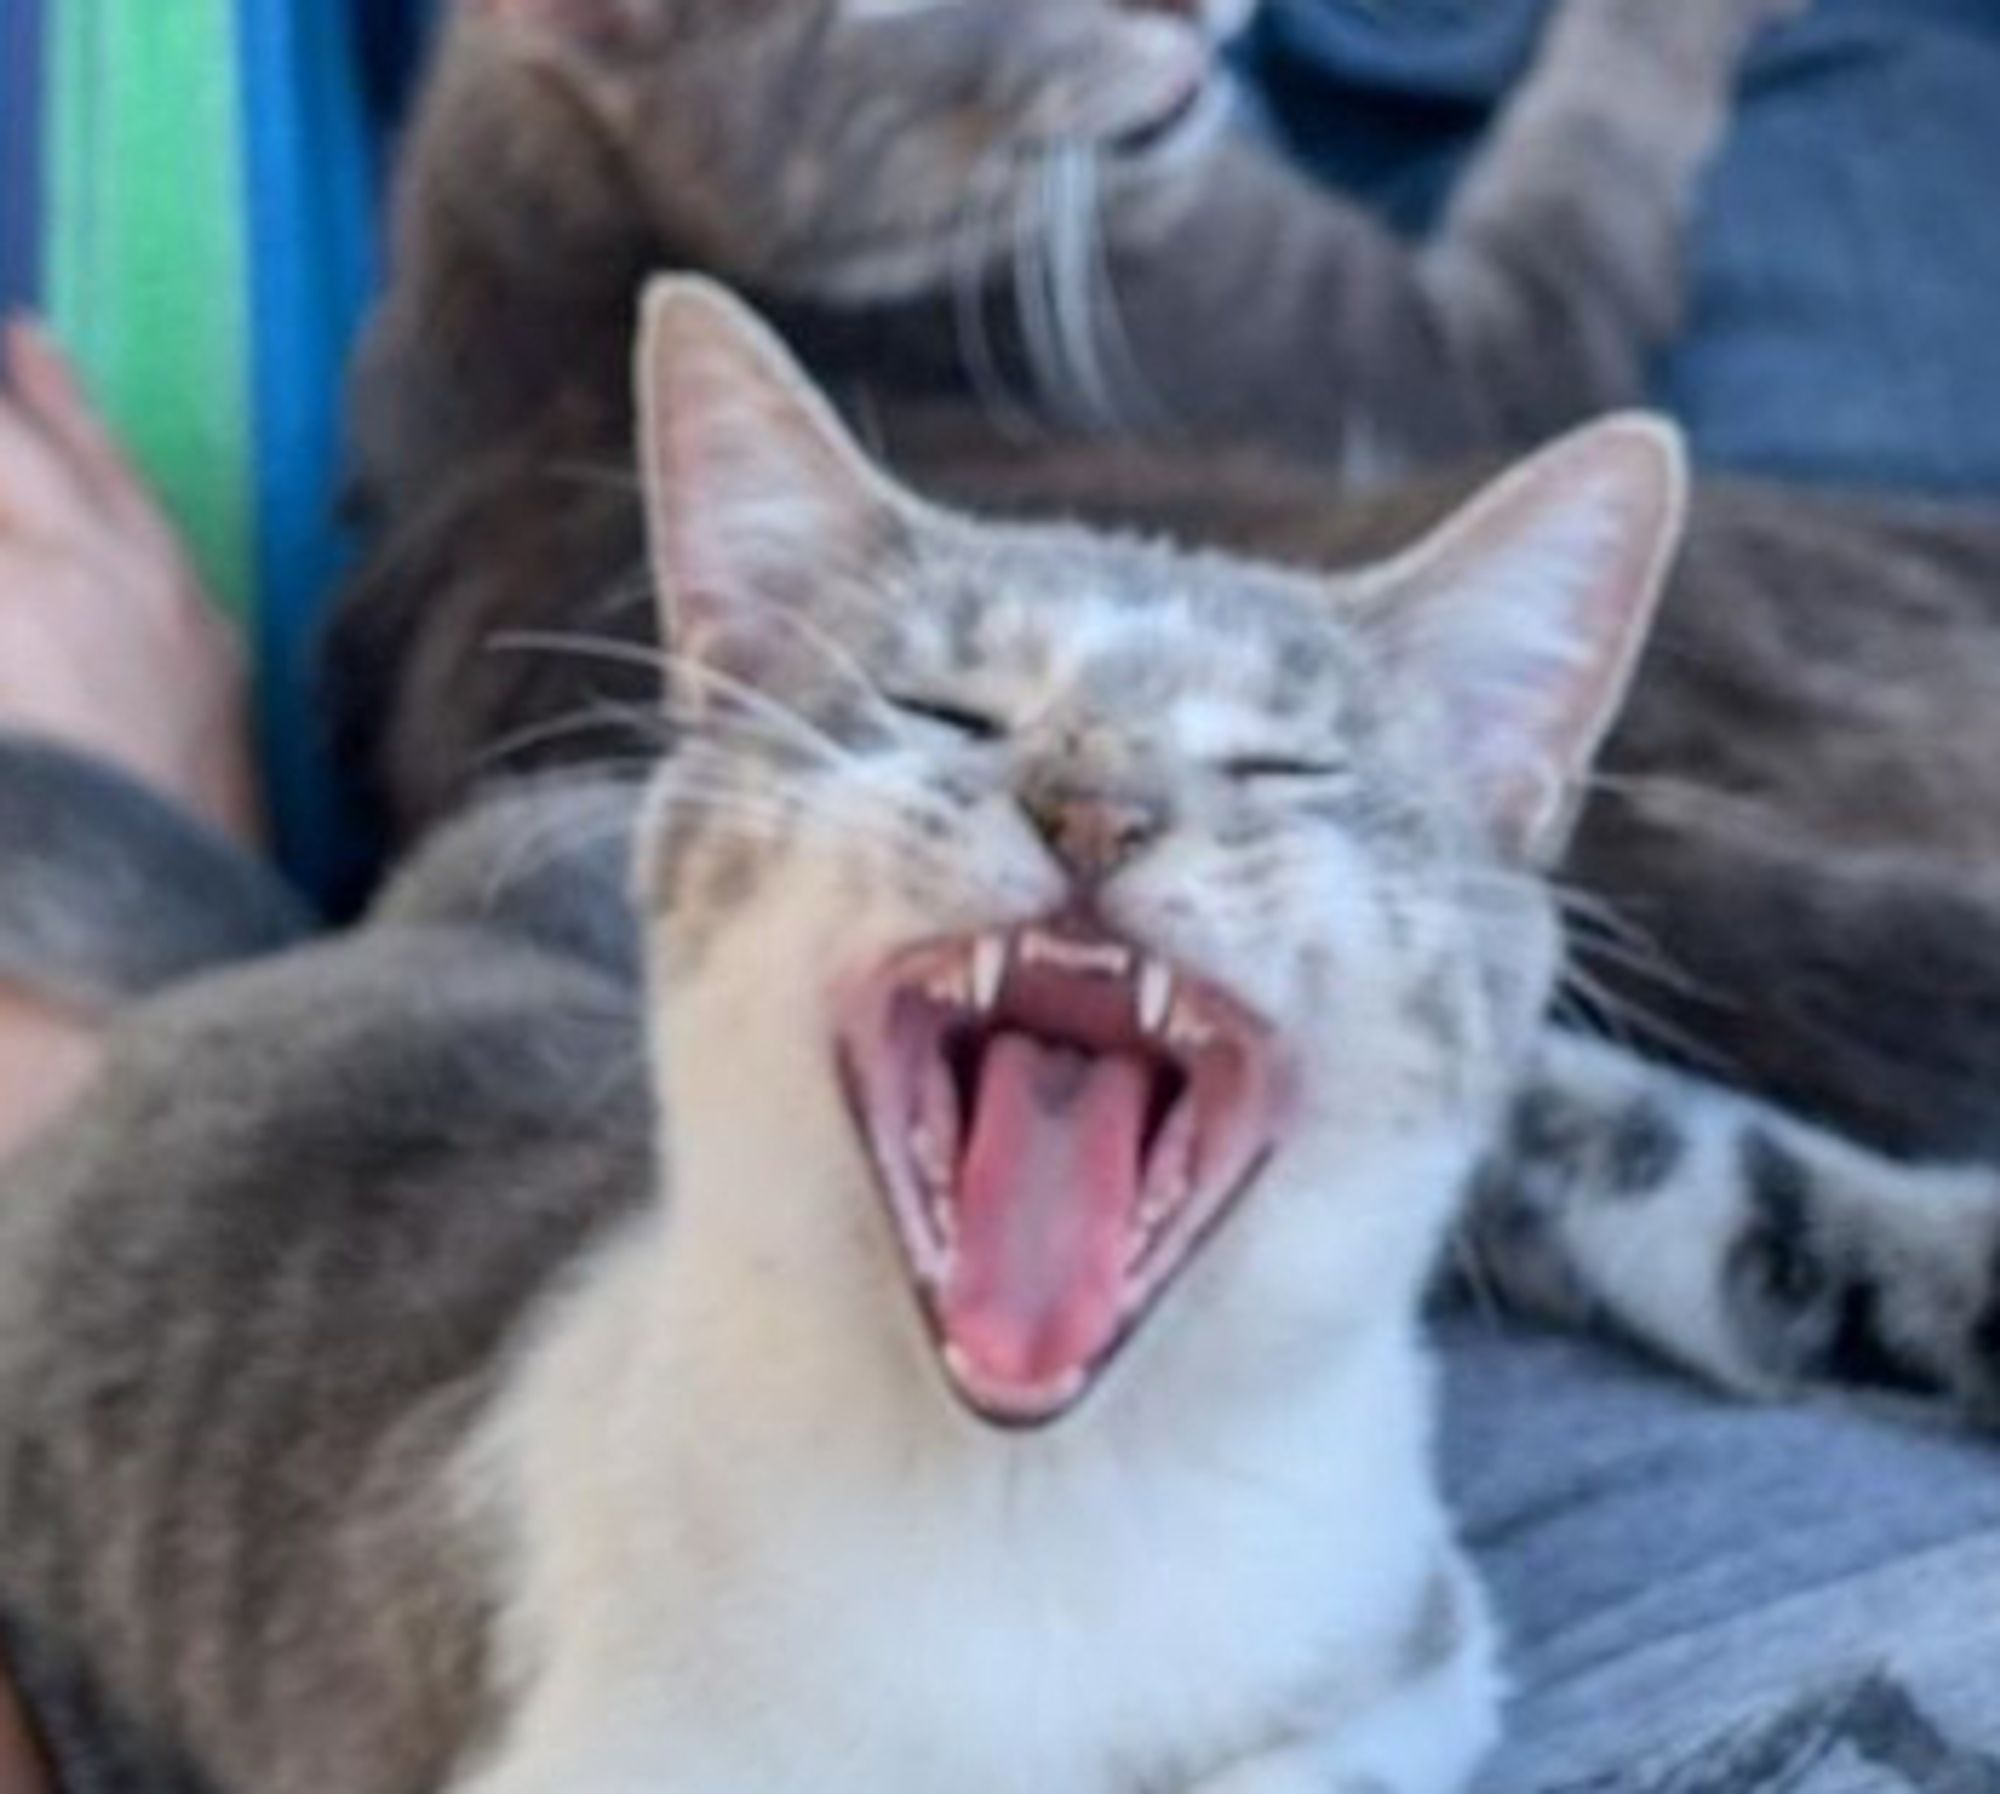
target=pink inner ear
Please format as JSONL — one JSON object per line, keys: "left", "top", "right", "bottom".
{"left": 638, "top": 281, "right": 913, "bottom": 682}
{"left": 1366, "top": 417, "right": 1686, "bottom": 861}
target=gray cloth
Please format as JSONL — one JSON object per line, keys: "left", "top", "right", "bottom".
{"left": 1439, "top": 1320, "right": 2000, "bottom": 1793}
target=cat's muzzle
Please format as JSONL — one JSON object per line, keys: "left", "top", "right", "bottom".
{"left": 837, "top": 918, "right": 1287, "bottom": 1428}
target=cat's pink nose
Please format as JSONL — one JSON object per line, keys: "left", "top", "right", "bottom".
{"left": 1021, "top": 784, "right": 1168, "bottom": 885}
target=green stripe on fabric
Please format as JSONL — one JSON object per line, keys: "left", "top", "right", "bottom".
{"left": 46, "top": 0, "right": 254, "bottom": 622}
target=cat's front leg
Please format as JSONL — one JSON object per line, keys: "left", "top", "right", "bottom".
{"left": 1403, "top": 0, "right": 1814, "bottom": 441}
{"left": 1552, "top": 0, "right": 1811, "bottom": 73}
{"left": 1099, "top": 0, "right": 1809, "bottom": 474}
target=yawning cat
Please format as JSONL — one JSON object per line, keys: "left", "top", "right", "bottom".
{"left": 0, "top": 281, "right": 1688, "bottom": 1793}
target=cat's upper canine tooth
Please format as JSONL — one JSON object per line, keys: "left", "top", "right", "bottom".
{"left": 1019, "top": 931, "right": 1134, "bottom": 978}
{"left": 1137, "top": 959, "right": 1174, "bottom": 1036}
{"left": 970, "top": 935, "right": 1007, "bottom": 1013}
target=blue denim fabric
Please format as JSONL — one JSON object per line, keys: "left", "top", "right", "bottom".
{"left": 1240, "top": 0, "right": 2000, "bottom": 496}
{"left": 354, "top": 0, "right": 438, "bottom": 139}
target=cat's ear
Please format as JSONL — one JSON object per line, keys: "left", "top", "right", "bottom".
{"left": 636, "top": 275, "right": 910, "bottom": 678}
{"left": 1355, "top": 415, "right": 1688, "bottom": 864}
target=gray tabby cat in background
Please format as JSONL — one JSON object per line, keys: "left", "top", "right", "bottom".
{"left": 0, "top": 278, "right": 1694, "bottom": 1794}
{"left": 335, "top": 0, "right": 1800, "bottom": 835}
{"left": 356, "top": 0, "right": 1793, "bottom": 505}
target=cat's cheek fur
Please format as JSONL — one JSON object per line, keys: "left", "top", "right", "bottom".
{"left": 1114, "top": 823, "right": 1542, "bottom": 1147}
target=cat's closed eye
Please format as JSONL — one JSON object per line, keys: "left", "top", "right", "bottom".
{"left": 1219, "top": 754, "right": 1348, "bottom": 783}
{"left": 886, "top": 693, "right": 1007, "bottom": 744}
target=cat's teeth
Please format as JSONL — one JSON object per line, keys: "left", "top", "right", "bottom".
{"left": 1167, "top": 1006, "right": 1215, "bottom": 1051}
{"left": 1137, "top": 959, "right": 1174, "bottom": 1036}
{"left": 926, "top": 967, "right": 968, "bottom": 1008}
{"left": 910, "top": 1123, "right": 952, "bottom": 1192}
{"left": 1131, "top": 1166, "right": 1191, "bottom": 1255}
{"left": 1019, "top": 931, "right": 1133, "bottom": 978}
{"left": 970, "top": 935, "right": 1007, "bottom": 1013}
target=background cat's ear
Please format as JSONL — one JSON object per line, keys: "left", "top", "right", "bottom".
{"left": 1357, "top": 415, "right": 1688, "bottom": 864}
{"left": 636, "top": 275, "right": 910, "bottom": 675}
{"left": 465, "top": 0, "right": 660, "bottom": 62}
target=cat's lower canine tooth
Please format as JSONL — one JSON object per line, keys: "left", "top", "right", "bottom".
{"left": 911, "top": 1124, "right": 951, "bottom": 1192}
{"left": 971, "top": 935, "right": 1007, "bottom": 1012}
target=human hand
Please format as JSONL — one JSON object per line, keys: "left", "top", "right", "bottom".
{"left": 0, "top": 319, "right": 260, "bottom": 846}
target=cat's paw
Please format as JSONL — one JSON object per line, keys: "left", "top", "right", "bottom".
{"left": 1686, "top": 0, "right": 1815, "bottom": 50}
{"left": 1555, "top": 0, "right": 1809, "bottom": 78}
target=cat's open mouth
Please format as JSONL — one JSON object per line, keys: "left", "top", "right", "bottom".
{"left": 838, "top": 920, "right": 1285, "bottom": 1429}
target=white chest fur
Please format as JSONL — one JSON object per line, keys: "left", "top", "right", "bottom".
{"left": 455, "top": 1202, "right": 1480, "bottom": 1794}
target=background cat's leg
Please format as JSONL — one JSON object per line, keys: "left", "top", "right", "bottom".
{"left": 1464, "top": 1030, "right": 2000, "bottom": 1424}
{"left": 1106, "top": 0, "right": 1800, "bottom": 470}
{"left": 1409, "top": 0, "right": 1807, "bottom": 445}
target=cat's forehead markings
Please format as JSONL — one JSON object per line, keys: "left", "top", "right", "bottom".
{"left": 842, "top": 0, "right": 963, "bottom": 19}
{"left": 1073, "top": 645, "right": 1188, "bottom": 715}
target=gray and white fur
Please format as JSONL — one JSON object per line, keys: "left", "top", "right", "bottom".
{"left": 0, "top": 280, "right": 1701, "bottom": 1793}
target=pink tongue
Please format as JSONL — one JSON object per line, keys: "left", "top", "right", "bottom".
{"left": 942, "top": 1033, "right": 1147, "bottom": 1394}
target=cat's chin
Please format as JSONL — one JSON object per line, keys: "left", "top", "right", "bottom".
{"left": 836, "top": 917, "right": 1287, "bottom": 1431}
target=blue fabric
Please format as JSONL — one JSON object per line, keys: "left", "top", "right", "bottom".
{"left": 0, "top": 0, "right": 47, "bottom": 317}
{"left": 1243, "top": 0, "right": 2000, "bottom": 496}
{"left": 239, "top": 0, "right": 381, "bottom": 903}
{"left": 353, "top": 0, "right": 436, "bottom": 135}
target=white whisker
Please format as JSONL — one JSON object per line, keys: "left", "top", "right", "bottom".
{"left": 1079, "top": 138, "right": 1177, "bottom": 435}
{"left": 477, "top": 701, "right": 668, "bottom": 774}
{"left": 1045, "top": 142, "right": 1124, "bottom": 433}
{"left": 1015, "top": 153, "right": 1077, "bottom": 431}
{"left": 954, "top": 144, "right": 1041, "bottom": 440}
